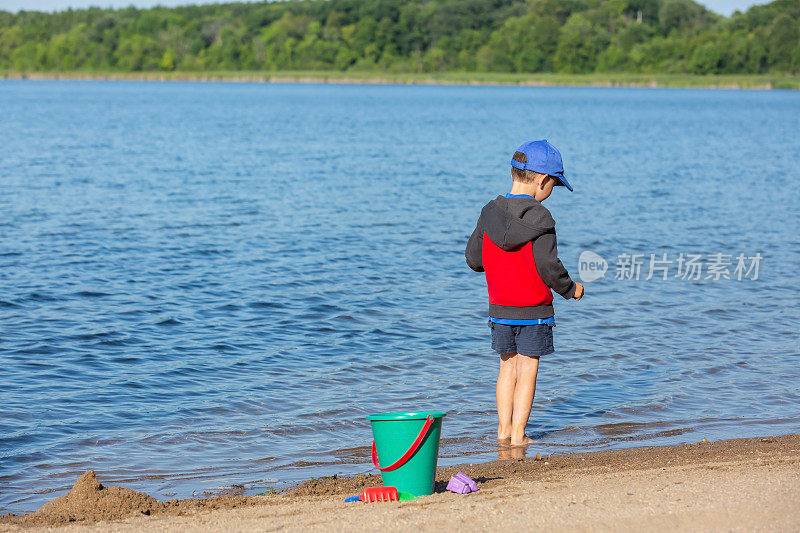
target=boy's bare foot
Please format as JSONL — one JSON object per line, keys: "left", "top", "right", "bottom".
{"left": 510, "top": 435, "right": 534, "bottom": 447}
{"left": 498, "top": 426, "right": 512, "bottom": 441}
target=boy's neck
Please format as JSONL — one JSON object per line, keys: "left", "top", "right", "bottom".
{"left": 509, "top": 181, "right": 539, "bottom": 198}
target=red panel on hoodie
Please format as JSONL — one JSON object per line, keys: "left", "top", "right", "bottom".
{"left": 482, "top": 232, "right": 553, "bottom": 307}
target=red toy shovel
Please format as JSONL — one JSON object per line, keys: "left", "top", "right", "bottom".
{"left": 361, "top": 486, "right": 399, "bottom": 502}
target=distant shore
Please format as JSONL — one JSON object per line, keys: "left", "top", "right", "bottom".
{"left": 2, "top": 434, "right": 798, "bottom": 531}
{"left": 3, "top": 70, "right": 800, "bottom": 90}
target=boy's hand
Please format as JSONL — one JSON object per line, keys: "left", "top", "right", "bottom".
{"left": 573, "top": 282, "right": 584, "bottom": 300}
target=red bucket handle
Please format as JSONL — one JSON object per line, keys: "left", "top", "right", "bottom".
{"left": 371, "top": 414, "right": 435, "bottom": 472}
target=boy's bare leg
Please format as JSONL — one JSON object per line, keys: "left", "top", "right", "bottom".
{"left": 511, "top": 354, "right": 540, "bottom": 446}
{"left": 496, "top": 352, "right": 517, "bottom": 441}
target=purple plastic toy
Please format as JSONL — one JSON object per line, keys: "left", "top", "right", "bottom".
{"left": 446, "top": 472, "right": 478, "bottom": 494}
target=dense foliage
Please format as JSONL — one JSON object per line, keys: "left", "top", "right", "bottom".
{"left": 1, "top": 0, "right": 799, "bottom": 74}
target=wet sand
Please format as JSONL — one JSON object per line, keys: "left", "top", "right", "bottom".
{"left": 2, "top": 434, "right": 798, "bottom": 532}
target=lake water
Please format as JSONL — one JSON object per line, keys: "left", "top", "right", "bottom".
{"left": 1, "top": 80, "right": 798, "bottom": 513}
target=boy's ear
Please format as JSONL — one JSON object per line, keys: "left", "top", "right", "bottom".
{"left": 537, "top": 173, "right": 549, "bottom": 189}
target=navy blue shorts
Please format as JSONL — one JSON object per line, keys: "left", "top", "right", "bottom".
{"left": 489, "top": 320, "right": 554, "bottom": 357}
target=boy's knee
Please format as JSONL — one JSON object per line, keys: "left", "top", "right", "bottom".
{"left": 506, "top": 365, "right": 517, "bottom": 379}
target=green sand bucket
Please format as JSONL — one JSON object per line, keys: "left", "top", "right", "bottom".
{"left": 367, "top": 411, "right": 446, "bottom": 497}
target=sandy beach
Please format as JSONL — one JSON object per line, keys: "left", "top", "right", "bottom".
{"left": 3, "top": 434, "right": 798, "bottom": 532}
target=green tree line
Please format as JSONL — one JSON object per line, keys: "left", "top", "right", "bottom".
{"left": 1, "top": 0, "right": 799, "bottom": 75}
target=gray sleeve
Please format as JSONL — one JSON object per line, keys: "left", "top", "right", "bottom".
{"left": 532, "top": 230, "right": 575, "bottom": 299}
{"left": 465, "top": 219, "right": 484, "bottom": 272}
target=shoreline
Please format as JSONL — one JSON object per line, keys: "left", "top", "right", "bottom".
{"left": 2, "top": 433, "right": 798, "bottom": 531}
{"left": 3, "top": 70, "right": 800, "bottom": 90}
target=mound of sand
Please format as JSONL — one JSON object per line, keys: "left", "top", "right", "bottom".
{"left": 11, "top": 470, "right": 271, "bottom": 527}
{"left": 22, "top": 471, "right": 165, "bottom": 525}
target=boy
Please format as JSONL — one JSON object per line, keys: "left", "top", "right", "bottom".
{"left": 465, "top": 140, "right": 583, "bottom": 446}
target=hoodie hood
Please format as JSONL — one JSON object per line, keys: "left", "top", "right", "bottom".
{"left": 479, "top": 195, "right": 555, "bottom": 251}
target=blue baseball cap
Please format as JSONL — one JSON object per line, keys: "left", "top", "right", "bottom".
{"left": 510, "top": 139, "right": 573, "bottom": 192}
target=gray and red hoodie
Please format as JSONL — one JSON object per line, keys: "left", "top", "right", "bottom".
{"left": 465, "top": 195, "right": 576, "bottom": 320}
